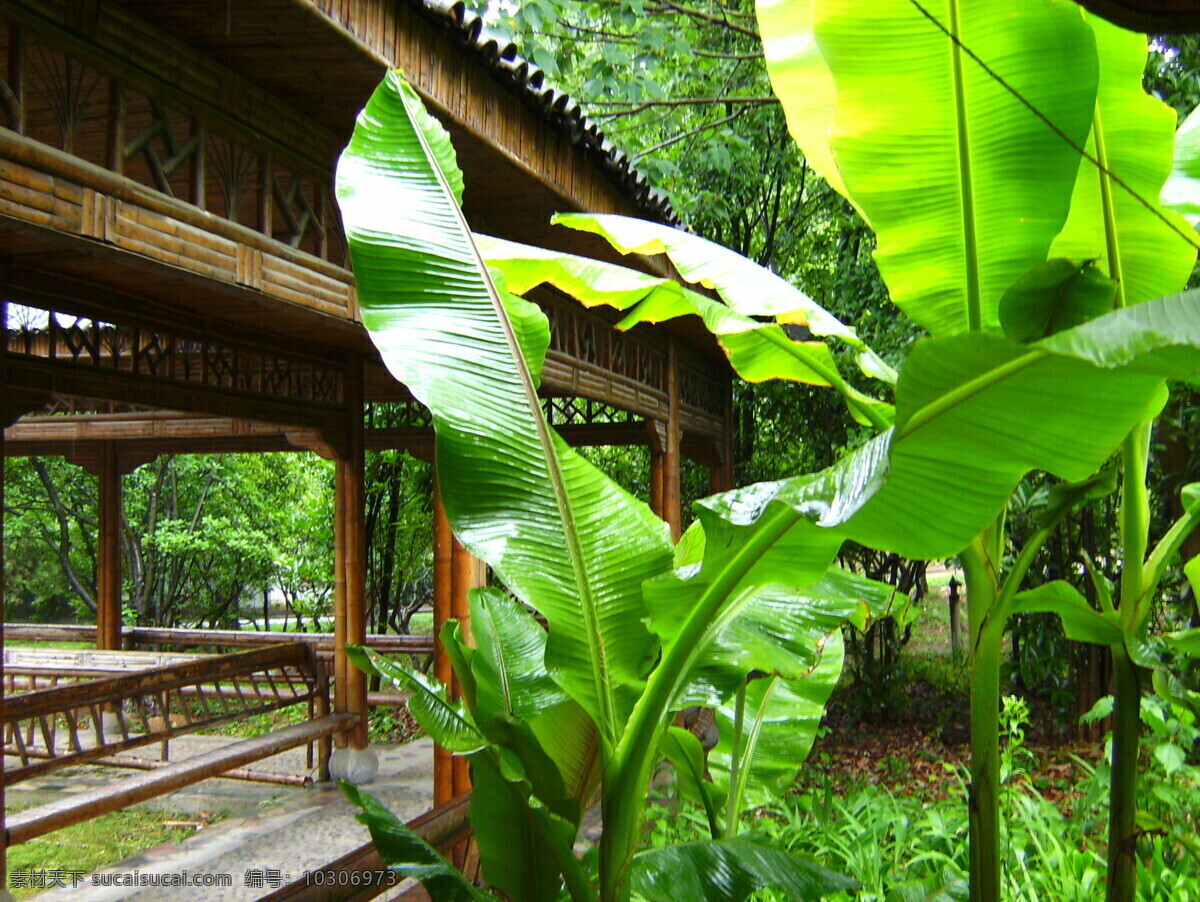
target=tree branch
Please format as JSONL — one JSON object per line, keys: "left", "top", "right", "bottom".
{"left": 631, "top": 106, "right": 748, "bottom": 161}
{"left": 646, "top": 2, "right": 761, "bottom": 39}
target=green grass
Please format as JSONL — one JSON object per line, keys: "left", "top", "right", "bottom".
{"left": 407, "top": 612, "right": 434, "bottom": 635}
{"left": 7, "top": 806, "right": 215, "bottom": 899}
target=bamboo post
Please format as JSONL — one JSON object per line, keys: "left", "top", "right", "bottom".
{"left": 720, "top": 374, "right": 735, "bottom": 492}
{"left": 432, "top": 481, "right": 454, "bottom": 806}
{"left": 647, "top": 419, "right": 666, "bottom": 519}
{"left": 96, "top": 442, "right": 123, "bottom": 652}
{"left": 333, "top": 444, "right": 347, "bottom": 748}
{"left": 2, "top": 300, "right": 8, "bottom": 891}
{"left": 664, "top": 339, "right": 682, "bottom": 540}
{"left": 450, "top": 536, "right": 483, "bottom": 798}
{"left": 337, "top": 359, "right": 368, "bottom": 750}
{"left": 650, "top": 448, "right": 664, "bottom": 517}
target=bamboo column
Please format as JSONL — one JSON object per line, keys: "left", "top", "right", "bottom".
{"left": 432, "top": 474, "right": 483, "bottom": 802}
{"left": 334, "top": 360, "right": 368, "bottom": 751}
{"left": 432, "top": 482, "right": 454, "bottom": 806}
{"left": 664, "top": 339, "right": 682, "bottom": 540}
{"left": 647, "top": 419, "right": 666, "bottom": 520}
{"left": 450, "top": 536, "right": 482, "bottom": 797}
{"left": 2, "top": 300, "right": 8, "bottom": 890}
{"left": 96, "top": 441, "right": 122, "bottom": 652}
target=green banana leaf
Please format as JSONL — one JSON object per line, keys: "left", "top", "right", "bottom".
{"left": 346, "top": 646, "right": 484, "bottom": 753}
{"left": 998, "top": 259, "right": 1117, "bottom": 343}
{"left": 528, "top": 698, "right": 603, "bottom": 810}
{"left": 469, "top": 732, "right": 588, "bottom": 902}
{"left": 653, "top": 570, "right": 891, "bottom": 707}
{"left": 469, "top": 588, "right": 568, "bottom": 723}
{"left": 630, "top": 838, "right": 857, "bottom": 901}
{"left": 440, "top": 619, "right": 478, "bottom": 711}
{"left": 1048, "top": 15, "right": 1196, "bottom": 307}
{"left": 756, "top": 0, "right": 848, "bottom": 204}
{"left": 1163, "top": 627, "right": 1200, "bottom": 658}
{"left": 342, "top": 783, "right": 488, "bottom": 902}
{"left": 465, "top": 586, "right": 602, "bottom": 811}
{"left": 1186, "top": 555, "right": 1200, "bottom": 598}
{"left": 759, "top": 0, "right": 1100, "bottom": 336}
{"left": 477, "top": 231, "right": 893, "bottom": 426}
{"left": 1009, "top": 582, "right": 1124, "bottom": 645}
{"left": 661, "top": 726, "right": 722, "bottom": 837}
{"left": 336, "top": 72, "right": 675, "bottom": 743}
{"left": 531, "top": 216, "right": 896, "bottom": 384}
{"left": 1162, "top": 102, "right": 1200, "bottom": 229}
{"left": 709, "top": 630, "right": 845, "bottom": 811}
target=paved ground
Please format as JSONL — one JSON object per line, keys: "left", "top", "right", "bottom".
{"left": 16, "top": 737, "right": 434, "bottom": 901}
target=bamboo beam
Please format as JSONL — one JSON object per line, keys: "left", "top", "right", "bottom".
{"left": 4, "top": 624, "right": 434, "bottom": 657}
{"left": 258, "top": 793, "right": 473, "bottom": 902}
{"left": 5, "top": 713, "right": 357, "bottom": 846}
{"left": 432, "top": 480, "right": 454, "bottom": 807}
{"left": 95, "top": 441, "right": 122, "bottom": 652}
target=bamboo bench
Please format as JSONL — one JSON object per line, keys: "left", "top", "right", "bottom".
{"left": 2, "top": 643, "right": 356, "bottom": 846}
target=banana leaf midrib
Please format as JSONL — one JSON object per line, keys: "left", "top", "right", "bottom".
{"left": 946, "top": 0, "right": 982, "bottom": 333}
{"left": 405, "top": 101, "right": 619, "bottom": 747}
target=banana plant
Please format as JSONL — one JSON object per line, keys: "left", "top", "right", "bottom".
{"left": 485, "top": 212, "right": 1200, "bottom": 902}
{"left": 336, "top": 71, "right": 886, "bottom": 902}
{"left": 750, "top": 3, "right": 1200, "bottom": 900}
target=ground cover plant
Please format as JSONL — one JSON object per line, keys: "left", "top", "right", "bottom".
{"left": 335, "top": 2, "right": 1200, "bottom": 900}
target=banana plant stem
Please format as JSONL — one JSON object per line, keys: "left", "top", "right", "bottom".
{"left": 1107, "top": 643, "right": 1141, "bottom": 902}
{"left": 962, "top": 538, "right": 1001, "bottom": 902}
{"left": 724, "top": 683, "right": 746, "bottom": 839}
{"left": 1108, "top": 425, "right": 1151, "bottom": 902}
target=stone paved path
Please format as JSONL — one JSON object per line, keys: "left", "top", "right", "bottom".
{"left": 19, "top": 737, "right": 434, "bottom": 901}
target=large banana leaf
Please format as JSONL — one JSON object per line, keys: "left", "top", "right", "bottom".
{"left": 469, "top": 727, "right": 587, "bottom": 902}
{"left": 759, "top": 0, "right": 1100, "bottom": 336}
{"left": 1161, "top": 102, "right": 1200, "bottom": 229}
{"left": 347, "top": 646, "right": 484, "bottom": 753}
{"left": 1048, "top": 15, "right": 1196, "bottom": 306}
{"left": 534, "top": 215, "right": 896, "bottom": 384}
{"left": 467, "top": 587, "right": 601, "bottom": 810}
{"left": 652, "top": 569, "right": 892, "bottom": 707}
{"left": 477, "top": 232, "right": 893, "bottom": 427}
{"left": 469, "top": 588, "right": 568, "bottom": 723}
{"left": 709, "top": 631, "right": 845, "bottom": 811}
{"left": 756, "top": 0, "right": 849, "bottom": 205}
{"left": 645, "top": 287, "right": 1200, "bottom": 673}
{"left": 336, "top": 72, "right": 674, "bottom": 743}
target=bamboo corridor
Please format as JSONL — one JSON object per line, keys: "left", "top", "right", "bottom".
{"left": 0, "top": 0, "right": 734, "bottom": 893}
